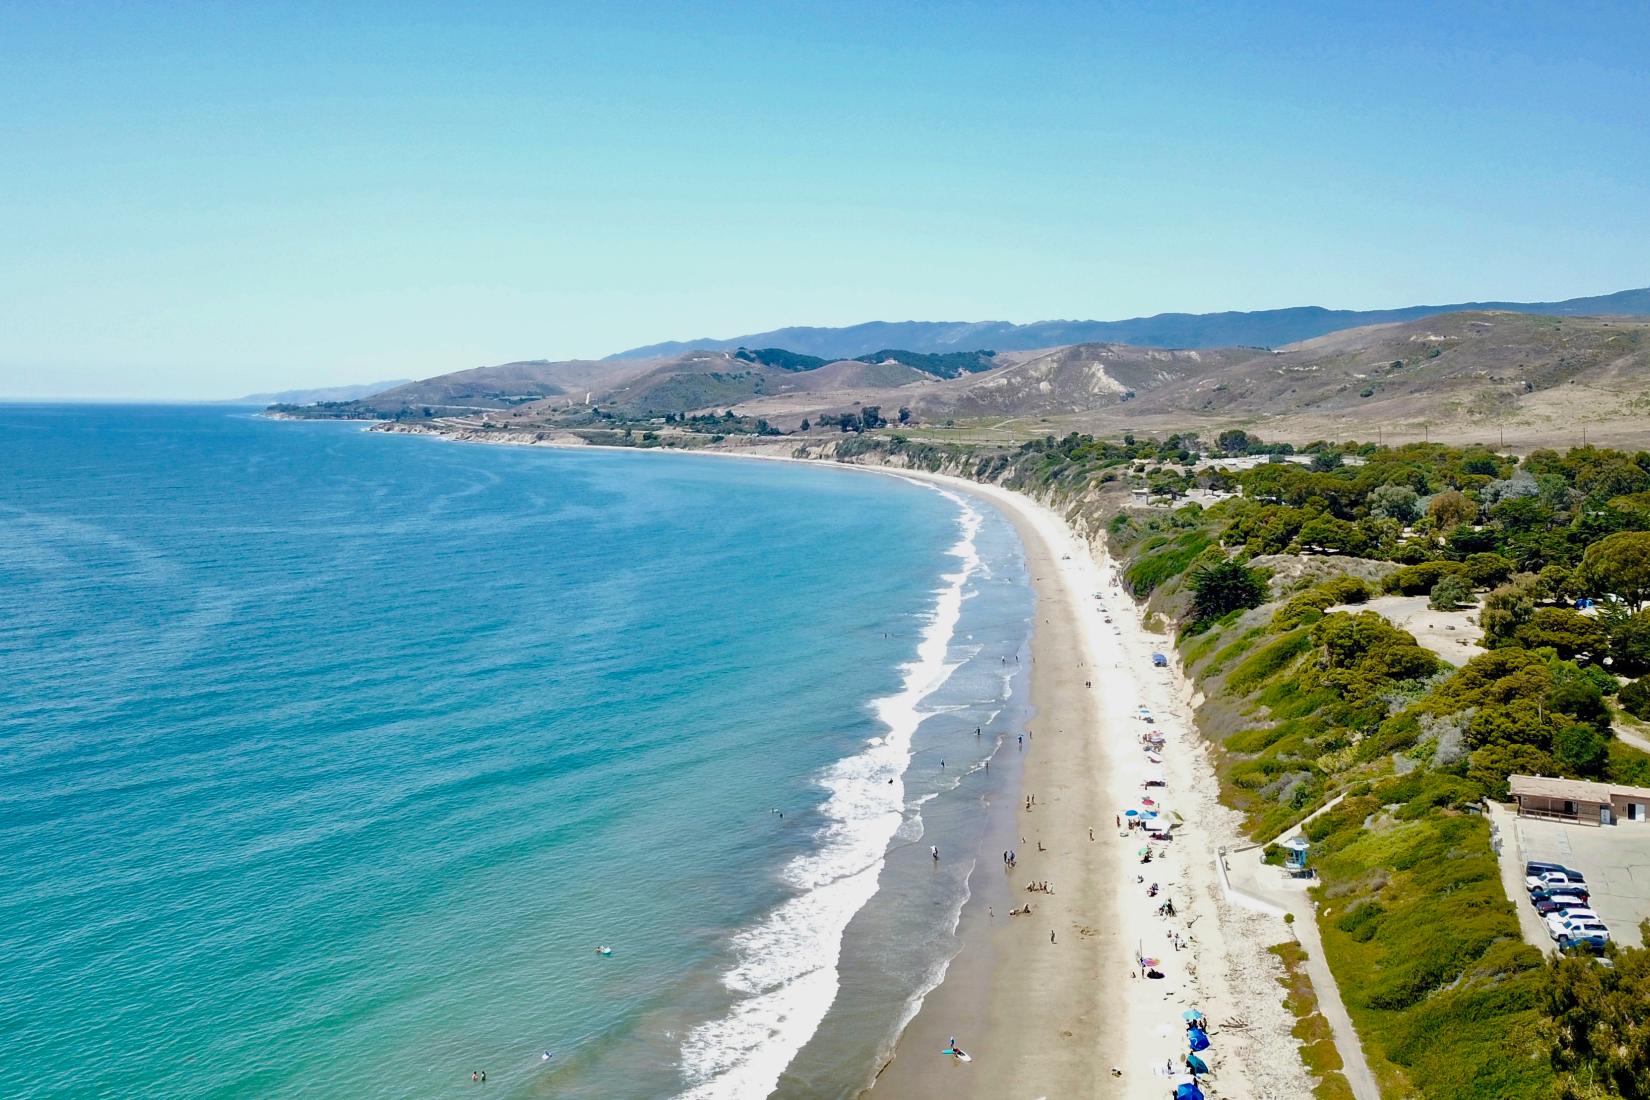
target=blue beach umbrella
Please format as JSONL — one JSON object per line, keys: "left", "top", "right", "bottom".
{"left": 1174, "top": 1083, "right": 1205, "bottom": 1100}
{"left": 1187, "top": 1026, "right": 1210, "bottom": 1052}
{"left": 1187, "top": 1052, "right": 1209, "bottom": 1075}
{"left": 1182, "top": 1009, "right": 1205, "bottom": 1023}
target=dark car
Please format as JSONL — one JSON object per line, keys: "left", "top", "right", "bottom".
{"left": 1535, "top": 896, "right": 1590, "bottom": 916}
{"left": 1525, "top": 861, "right": 1584, "bottom": 881}
{"left": 1532, "top": 885, "right": 1589, "bottom": 904}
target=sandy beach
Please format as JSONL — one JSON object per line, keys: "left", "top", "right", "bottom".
{"left": 860, "top": 470, "right": 1312, "bottom": 1100}
{"left": 363, "top": 425, "right": 1313, "bottom": 1097}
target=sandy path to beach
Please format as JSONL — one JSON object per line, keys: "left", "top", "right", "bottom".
{"left": 862, "top": 471, "right": 1310, "bottom": 1100}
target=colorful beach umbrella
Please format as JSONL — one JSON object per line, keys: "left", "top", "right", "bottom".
{"left": 1174, "top": 1082, "right": 1204, "bottom": 1100}
{"left": 1187, "top": 1026, "right": 1210, "bottom": 1052}
{"left": 1182, "top": 1009, "right": 1204, "bottom": 1022}
{"left": 1187, "top": 1052, "right": 1210, "bottom": 1075}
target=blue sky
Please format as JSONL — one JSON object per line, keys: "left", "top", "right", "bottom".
{"left": 2, "top": 2, "right": 1647, "bottom": 399}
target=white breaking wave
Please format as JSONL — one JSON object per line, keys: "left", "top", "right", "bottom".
{"left": 672, "top": 489, "right": 983, "bottom": 1100}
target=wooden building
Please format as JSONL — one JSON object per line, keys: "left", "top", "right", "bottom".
{"left": 1509, "top": 775, "right": 1650, "bottom": 826}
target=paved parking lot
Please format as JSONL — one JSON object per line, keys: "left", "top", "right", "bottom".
{"left": 1498, "top": 808, "right": 1650, "bottom": 949}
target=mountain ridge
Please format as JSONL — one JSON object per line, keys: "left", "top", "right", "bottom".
{"left": 606, "top": 288, "right": 1650, "bottom": 360}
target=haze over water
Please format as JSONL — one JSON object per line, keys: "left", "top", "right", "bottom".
{"left": 0, "top": 406, "right": 1031, "bottom": 1099}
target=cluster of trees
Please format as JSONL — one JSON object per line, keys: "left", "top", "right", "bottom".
{"left": 814, "top": 407, "right": 888, "bottom": 432}
{"left": 1545, "top": 925, "right": 1650, "bottom": 1099}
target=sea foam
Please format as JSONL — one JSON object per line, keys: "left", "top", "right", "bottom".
{"left": 673, "top": 488, "right": 982, "bottom": 1099}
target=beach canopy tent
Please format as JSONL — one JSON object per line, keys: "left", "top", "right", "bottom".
{"left": 1188, "top": 1026, "right": 1211, "bottom": 1052}
{"left": 1175, "top": 1082, "right": 1205, "bottom": 1100}
{"left": 1143, "top": 768, "right": 1168, "bottom": 786}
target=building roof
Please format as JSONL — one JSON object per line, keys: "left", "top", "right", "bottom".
{"left": 1509, "top": 774, "right": 1650, "bottom": 801}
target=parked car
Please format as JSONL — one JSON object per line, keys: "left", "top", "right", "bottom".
{"left": 1532, "top": 885, "right": 1590, "bottom": 904}
{"left": 1527, "top": 871, "right": 1585, "bottom": 892}
{"left": 1560, "top": 933, "right": 1610, "bottom": 954}
{"left": 1546, "top": 913, "right": 1605, "bottom": 940}
{"left": 1534, "top": 894, "right": 1588, "bottom": 915}
{"left": 1554, "top": 919, "right": 1610, "bottom": 943}
{"left": 1525, "top": 861, "right": 1584, "bottom": 881}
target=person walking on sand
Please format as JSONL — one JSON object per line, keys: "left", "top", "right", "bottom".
{"left": 1050, "top": 930, "right": 1056, "bottom": 944}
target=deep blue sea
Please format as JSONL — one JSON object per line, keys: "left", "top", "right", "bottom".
{"left": 0, "top": 406, "right": 1032, "bottom": 1099}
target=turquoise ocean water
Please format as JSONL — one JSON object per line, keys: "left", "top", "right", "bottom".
{"left": 0, "top": 406, "right": 1031, "bottom": 1099}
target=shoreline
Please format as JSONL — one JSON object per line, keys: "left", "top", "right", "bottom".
{"left": 320, "top": 421, "right": 1314, "bottom": 1096}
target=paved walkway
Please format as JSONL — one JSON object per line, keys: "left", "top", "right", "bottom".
{"left": 1224, "top": 847, "right": 1383, "bottom": 1100}
{"left": 1614, "top": 720, "right": 1650, "bottom": 756}
{"left": 1485, "top": 802, "right": 1556, "bottom": 954}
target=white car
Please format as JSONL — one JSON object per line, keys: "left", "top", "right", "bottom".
{"left": 1526, "top": 871, "right": 1584, "bottom": 892}
{"left": 1545, "top": 910, "right": 1599, "bottom": 938}
{"left": 1550, "top": 918, "right": 1610, "bottom": 943}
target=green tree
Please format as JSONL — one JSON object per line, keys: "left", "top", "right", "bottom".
{"left": 1369, "top": 484, "right": 1421, "bottom": 523}
{"left": 1467, "top": 742, "right": 1557, "bottom": 798}
{"left": 1429, "top": 574, "right": 1474, "bottom": 610}
{"left": 1480, "top": 576, "right": 1539, "bottom": 648}
{"left": 1544, "top": 923, "right": 1650, "bottom": 1100}
{"left": 1609, "top": 610, "right": 1650, "bottom": 676}
{"left": 1583, "top": 531, "right": 1650, "bottom": 611}
{"left": 799, "top": 418, "right": 810, "bottom": 431}
{"left": 1188, "top": 558, "right": 1268, "bottom": 623}
{"left": 1552, "top": 724, "right": 1611, "bottom": 777}
{"left": 1622, "top": 677, "right": 1650, "bottom": 721}
{"left": 1217, "top": 429, "right": 1254, "bottom": 455}
{"left": 1515, "top": 607, "right": 1609, "bottom": 660}
{"left": 1463, "top": 552, "right": 1515, "bottom": 588}
{"left": 1427, "top": 489, "right": 1477, "bottom": 531}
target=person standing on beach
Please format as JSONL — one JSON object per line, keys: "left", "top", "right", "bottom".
{"left": 931, "top": 845, "right": 939, "bottom": 861}
{"left": 1049, "top": 930, "right": 1056, "bottom": 944}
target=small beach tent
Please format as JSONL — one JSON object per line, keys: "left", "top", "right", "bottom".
{"left": 1187, "top": 1026, "right": 1211, "bottom": 1052}
{"left": 1174, "top": 1081, "right": 1205, "bottom": 1100}
{"left": 1153, "top": 652, "right": 1169, "bottom": 667}
{"left": 1187, "top": 1052, "right": 1210, "bottom": 1076}
{"left": 1143, "top": 767, "right": 1167, "bottom": 787}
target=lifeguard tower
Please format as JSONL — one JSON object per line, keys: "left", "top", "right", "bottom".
{"left": 1282, "top": 836, "right": 1313, "bottom": 878}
